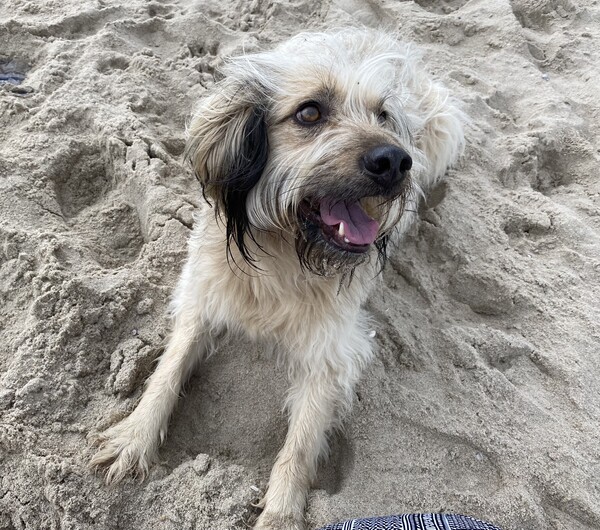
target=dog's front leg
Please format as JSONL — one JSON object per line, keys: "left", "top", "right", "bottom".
{"left": 90, "top": 285, "right": 210, "bottom": 483}
{"left": 254, "top": 372, "right": 338, "bottom": 530}
{"left": 255, "top": 331, "right": 369, "bottom": 530}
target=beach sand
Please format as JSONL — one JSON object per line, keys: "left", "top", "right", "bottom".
{"left": 1, "top": 0, "right": 599, "bottom": 528}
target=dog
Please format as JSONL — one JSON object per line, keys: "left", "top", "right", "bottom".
{"left": 90, "top": 29, "right": 465, "bottom": 530}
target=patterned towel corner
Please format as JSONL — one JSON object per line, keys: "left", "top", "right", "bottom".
{"left": 318, "top": 513, "right": 501, "bottom": 530}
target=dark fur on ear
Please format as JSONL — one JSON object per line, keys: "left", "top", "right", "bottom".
{"left": 185, "top": 85, "right": 270, "bottom": 267}
{"left": 218, "top": 106, "right": 269, "bottom": 266}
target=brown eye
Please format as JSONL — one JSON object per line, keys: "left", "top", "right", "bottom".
{"left": 377, "top": 110, "right": 388, "bottom": 125}
{"left": 296, "top": 104, "right": 322, "bottom": 124}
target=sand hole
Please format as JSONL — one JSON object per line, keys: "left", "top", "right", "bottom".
{"left": 161, "top": 136, "right": 186, "bottom": 157}
{"left": 509, "top": 0, "right": 577, "bottom": 32}
{"left": 50, "top": 142, "right": 111, "bottom": 218}
{"left": 96, "top": 55, "right": 130, "bottom": 74}
{"left": 147, "top": 2, "right": 176, "bottom": 19}
{"left": 531, "top": 144, "right": 573, "bottom": 193}
{"left": 528, "top": 130, "right": 590, "bottom": 194}
{"left": 414, "top": 0, "right": 469, "bottom": 14}
{"left": 81, "top": 202, "right": 146, "bottom": 269}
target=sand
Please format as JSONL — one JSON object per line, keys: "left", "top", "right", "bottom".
{"left": 1, "top": 0, "right": 599, "bottom": 529}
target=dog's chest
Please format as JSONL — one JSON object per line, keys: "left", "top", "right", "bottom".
{"left": 191, "top": 216, "right": 370, "bottom": 344}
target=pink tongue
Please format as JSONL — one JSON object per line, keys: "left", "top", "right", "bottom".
{"left": 320, "top": 199, "right": 379, "bottom": 246}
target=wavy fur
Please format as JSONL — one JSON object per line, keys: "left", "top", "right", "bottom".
{"left": 90, "top": 29, "right": 465, "bottom": 530}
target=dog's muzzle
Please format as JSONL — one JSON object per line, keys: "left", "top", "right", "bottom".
{"left": 298, "top": 144, "right": 412, "bottom": 256}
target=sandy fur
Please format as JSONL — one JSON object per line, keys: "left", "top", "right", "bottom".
{"left": 90, "top": 29, "right": 464, "bottom": 529}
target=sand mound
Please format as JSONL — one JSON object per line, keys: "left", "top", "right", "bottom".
{"left": 1, "top": 0, "right": 599, "bottom": 529}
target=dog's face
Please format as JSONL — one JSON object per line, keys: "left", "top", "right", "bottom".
{"left": 253, "top": 52, "right": 419, "bottom": 274}
{"left": 186, "top": 30, "right": 458, "bottom": 275}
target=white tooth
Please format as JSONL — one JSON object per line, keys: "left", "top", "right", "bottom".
{"left": 338, "top": 222, "right": 345, "bottom": 237}
{"left": 344, "top": 237, "right": 350, "bottom": 243}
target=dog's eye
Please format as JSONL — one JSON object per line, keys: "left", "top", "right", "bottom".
{"left": 296, "top": 104, "right": 322, "bottom": 124}
{"left": 377, "top": 111, "right": 388, "bottom": 125}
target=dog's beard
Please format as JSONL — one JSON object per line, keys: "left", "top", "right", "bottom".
{"left": 293, "top": 191, "right": 407, "bottom": 277}
{"left": 294, "top": 228, "right": 391, "bottom": 278}
{"left": 295, "top": 222, "right": 371, "bottom": 277}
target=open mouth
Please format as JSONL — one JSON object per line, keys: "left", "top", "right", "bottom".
{"left": 298, "top": 198, "right": 380, "bottom": 254}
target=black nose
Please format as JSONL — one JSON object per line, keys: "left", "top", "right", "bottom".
{"left": 361, "top": 144, "right": 412, "bottom": 188}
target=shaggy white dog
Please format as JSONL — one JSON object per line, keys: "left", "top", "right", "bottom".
{"left": 91, "top": 29, "right": 465, "bottom": 530}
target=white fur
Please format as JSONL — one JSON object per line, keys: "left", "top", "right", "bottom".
{"left": 90, "top": 29, "right": 465, "bottom": 530}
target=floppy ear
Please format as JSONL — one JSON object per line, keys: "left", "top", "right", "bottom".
{"left": 186, "top": 82, "right": 269, "bottom": 264}
{"left": 413, "top": 76, "right": 466, "bottom": 190}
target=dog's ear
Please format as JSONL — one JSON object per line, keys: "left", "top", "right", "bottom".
{"left": 413, "top": 77, "right": 466, "bottom": 190}
{"left": 186, "top": 83, "right": 269, "bottom": 264}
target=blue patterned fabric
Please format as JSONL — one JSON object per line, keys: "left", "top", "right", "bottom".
{"left": 318, "top": 513, "right": 501, "bottom": 530}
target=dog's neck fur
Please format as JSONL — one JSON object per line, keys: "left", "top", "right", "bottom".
{"left": 184, "top": 208, "right": 374, "bottom": 364}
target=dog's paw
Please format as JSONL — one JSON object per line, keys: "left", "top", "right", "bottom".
{"left": 253, "top": 512, "right": 305, "bottom": 530}
{"left": 89, "top": 419, "right": 158, "bottom": 484}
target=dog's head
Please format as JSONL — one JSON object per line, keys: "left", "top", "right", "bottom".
{"left": 186, "top": 30, "right": 464, "bottom": 275}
